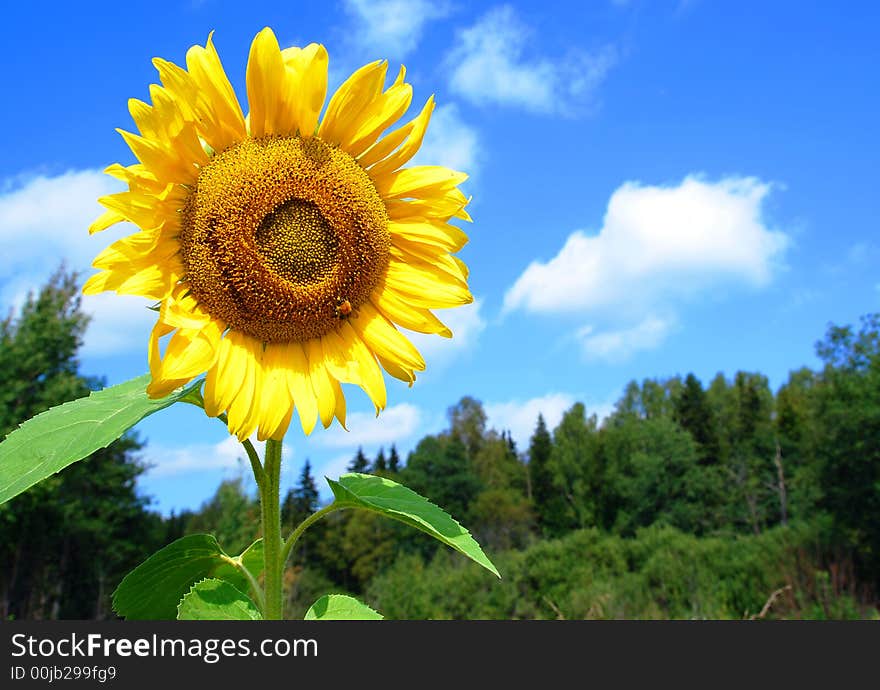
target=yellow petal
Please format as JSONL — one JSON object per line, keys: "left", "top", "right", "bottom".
{"left": 159, "top": 320, "right": 222, "bottom": 381}
{"left": 389, "top": 244, "right": 469, "bottom": 284}
{"left": 366, "top": 96, "right": 434, "bottom": 178}
{"left": 389, "top": 218, "right": 469, "bottom": 252}
{"left": 385, "top": 194, "right": 472, "bottom": 223}
{"left": 350, "top": 301, "right": 425, "bottom": 373}
{"left": 279, "top": 341, "right": 318, "bottom": 436}
{"left": 184, "top": 32, "right": 248, "bottom": 150}
{"left": 371, "top": 289, "right": 452, "bottom": 337}
{"left": 89, "top": 209, "right": 125, "bottom": 235}
{"left": 96, "top": 191, "right": 178, "bottom": 232}
{"left": 89, "top": 226, "right": 174, "bottom": 270}
{"left": 373, "top": 165, "right": 468, "bottom": 200}
{"left": 246, "top": 27, "right": 289, "bottom": 137}
{"left": 225, "top": 335, "right": 261, "bottom": 441}
{"left": 322, "top": 323, "right": 386, "bottom": 413}
{"left": 103, "top": 163, "right": 166, "bottom": 195}
{"left": 280, "top": 43, "right": 329, "bottom": 135}
{"left": 146, "top": 320, "right": 190, "bottom": 398}
{"left": 357, "top": 120, "right": 414, "bottom": 170}
{"left": 257, "top": 343, "right": 296, "bottom": 441}
{"left": 343, "top": 66, "right": 413, "bottom": 158}
{"left": 382, "top": 259, "right": 472, "bottom": 309}
{"left": 306, "top": 337, "right": 338, "bottom": 428}
{"left": 117, "top": 128, "right": 202, "bottom": 184}
{"left": 203, "top": 333, "right": 237, "bottom": 417}
{"left": 160, "top": 284, "right": 214, "bottom": 331}
{"left": 83, "top": 256, "right": 178, "bottom": 301}
{"left": 376, "top": 353, "right": 416, "bottom": 385}
{"left": 317, "top": 60, "right": 387, "bottom": 146}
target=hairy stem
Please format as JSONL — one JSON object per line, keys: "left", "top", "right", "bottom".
{"left": 261, "top": 438, "right": 284, "bottom": 620}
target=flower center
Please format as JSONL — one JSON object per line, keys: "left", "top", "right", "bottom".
{"left": 179, "top": 136, "right": 389, "bottom": 343}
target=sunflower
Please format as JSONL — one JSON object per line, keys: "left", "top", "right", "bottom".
{"left": 85, "top": 28, "right": 472, "bottom": 442}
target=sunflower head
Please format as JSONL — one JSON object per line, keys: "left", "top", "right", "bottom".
{"left": 85, "top": 28, "right": 472, "bottom": 442}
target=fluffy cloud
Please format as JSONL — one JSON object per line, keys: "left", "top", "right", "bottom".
{"left": 79, "top": 292, "right": 156, "bottom": 359}
{"left": 505, "top": 175, "right": 788, "bottom": 312}
{"left": 503, "top": 174, "right": 788, "bottom": 360}
{"left": 311, "top": 403, "right": 422, "bottom": 449}
{"left": 445, "top": 5, "right": 616, "bottom": 114}
{"left": 142, "top": 435, "right": 293, "bottom": 479}
{"left": 0, "top": 169, "right": 157, "bottom": 358}
{"left": 409, "top": 298, "right": 486, "bottom": 371}
{"left": 411, "top": 103, "right": 481, "bottom": 175}
{"left": 577, "top": 316, "right": 674, "bottom": 362}
{"left": 342, "top": 0, "right": 452, "bottom": 59}
{"left": 485, "top": 393, "right": 575, "bottom": 449}
{"left": 0, "top": 169, "right": 121, "bottom": 280}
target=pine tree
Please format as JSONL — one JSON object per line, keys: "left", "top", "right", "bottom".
{"left": 388, "top": 445, "right": 401, "bottom": 474}
{"left": 374, "top": 447, "right": 388, "bottom": 473}
{"left": 528, "top": 414, "right": 560, "bottom": 534}
{"left": 283, "top": 460, "right": 320, "bottom": 529}
{"left": 674, "top": 373, "right": 721, "bottom": 466}
{"left": 347, "top": 447, "right": 370, "bottom": 473}
{"left": 0, "top": 268, "right": 161, "bottom": 619}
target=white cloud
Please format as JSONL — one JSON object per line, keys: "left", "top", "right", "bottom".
{"left": 0, "top": 169, "right": 157, "bottom": 358}
{"left": 411, "top": 103, "right": 481, "bottom": 174}
{"left": 504, "top": 175, "right": 789, "bottom": 316}
{"left": 577, "top": 315, "right": 674, "bottom": 362}
{"left": 342, "top": 0, "right": 452, "bottom": 59}
{"left": 485, "top": 393, "right": 575, "bottom": 449}
{"left": 315, "top": 453, "right": 357, "bottom": 483}
{"left": 312, "top": 402, "right": 422, "bottom": 448}
{"left": 142, "top": 434, "right": 294, "bottom": 478}
{"left": 445, "top": 5, "right": 616, "bottom": 114}
{"left": 0, "top": 169, "right": 122, "bottom": 280}
{"left": 503, "top": 174, "right": 788, "bottom": 360}
{"left": 409, "top": 298, "right": 486, "bottom": 371}
{"left": 80, "top": 292, "right": 156, "bottom": 358}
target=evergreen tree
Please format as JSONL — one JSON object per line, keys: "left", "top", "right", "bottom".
{"left": 281, "top": 460, "right": 321, "bottom": 564}
{"left": 0, "top": 268, "right": 161, "bottom": 619}
{"left": 388, "top": 445, "right": 401, "bottom": 474}
{"left": 374, "top": 447, "right": 388, "bottom": 473}
{"left": 528, "top": 414, "right": 565, "bottom": 534}
{"left": 347, "top": 447, "right": 371, "bottom": 473}
{"left": 674, "top": 373, "right": 721, "bottom": 466}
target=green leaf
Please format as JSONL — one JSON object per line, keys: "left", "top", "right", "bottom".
{"left": 328, "top": 473, "right": 500, "bottom": 578}
{"left": 212, "top": 538, "right": 264, "bottom": 591}
{"left": 112, "top": 534, "right": 263, "bottom": 620}
{"left": 304, "top": 594, "right": 383, "bottom": 620}
{"left": 0, "top": 374, "right": 201, "bottom": 505}
{"left": 177, "top": 579, "right": 262, "bottom": 620}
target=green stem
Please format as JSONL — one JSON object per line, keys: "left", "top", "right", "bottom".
{"left": 221, "top": 555, "right": 265, "bottom": 613}
{"left": 260, "top": 438, "right": 284, "bottom": 620}
{"left": 281, "top": 504, "right": 339, "bottom": 566}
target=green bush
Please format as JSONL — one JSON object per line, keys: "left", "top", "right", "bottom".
{"left": 366, "top": 523, "right": 876, "bottom": 619}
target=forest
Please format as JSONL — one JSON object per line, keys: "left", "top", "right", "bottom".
{"left": 2, "top": 268, "right": 878, "bottom": 619}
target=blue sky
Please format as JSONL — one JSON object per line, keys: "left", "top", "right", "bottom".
{"left": 1, "top": 1, "right": 877, "bottom": 514}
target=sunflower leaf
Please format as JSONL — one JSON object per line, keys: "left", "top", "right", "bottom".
{"left": 304, "top": 594, "right": 382, "bottom": 620}
{"left": 113, "top": 534, "right": 263, "bottom": 620}
{"left": 177, "top": 579, "right": 262, "bottom": 621}
{"left": 0, "top": 374, "right": 200, "bottom": 505}
{"left": 327, "top": 472, "right": 500, "bottom": 578}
